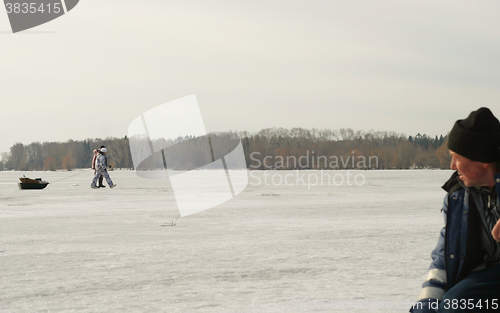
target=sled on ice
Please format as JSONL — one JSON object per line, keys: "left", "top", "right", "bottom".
{"left": 18, "top": 177, "right": 49, "bottom": 190}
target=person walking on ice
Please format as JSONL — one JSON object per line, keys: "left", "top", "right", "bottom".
{"left": 91, "top": 148, "right": 116, "bottom": 189}
{"left": 92, "top": 145, "right": 106, "bottom": 188}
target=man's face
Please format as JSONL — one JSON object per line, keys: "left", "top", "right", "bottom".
{"left": 450, "top": 150, "right": 492, "bottom": 188}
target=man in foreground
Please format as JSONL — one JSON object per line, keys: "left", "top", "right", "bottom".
{"left": 411, "top": 107, "right": 500, "bottom": 312}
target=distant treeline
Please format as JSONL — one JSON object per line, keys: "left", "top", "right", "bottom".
{"left": 1, "top": 137, "right": 132, "bottom": 171}
{"left": 0, "top": 128, "right": 451, "bottom": 171}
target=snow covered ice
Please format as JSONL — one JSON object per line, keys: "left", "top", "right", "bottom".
{"left": 1, "top": 169, "right": 453, "bottom": 312}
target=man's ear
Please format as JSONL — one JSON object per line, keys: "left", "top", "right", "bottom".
{"left": 483, "top": 162, "right": 494, "bottom": 171}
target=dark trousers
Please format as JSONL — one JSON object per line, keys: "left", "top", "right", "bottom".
{"left": 438, "top": 264, "right": 500, "bottom": 312}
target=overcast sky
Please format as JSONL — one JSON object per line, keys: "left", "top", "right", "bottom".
{"left": 1, "top": 0, "right": 500, "bottom": 155}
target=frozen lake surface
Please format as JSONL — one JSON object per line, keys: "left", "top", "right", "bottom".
{"left": 1, "top": 169, "right": 453, "bottom": 312}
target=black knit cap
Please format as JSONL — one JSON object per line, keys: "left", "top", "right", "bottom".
{"left": 447, "top": 107, "right": 500, "bottom": 163}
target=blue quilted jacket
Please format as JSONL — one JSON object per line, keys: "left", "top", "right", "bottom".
{"left": 410, "top": 171, "right": 500, "bottom": 312}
